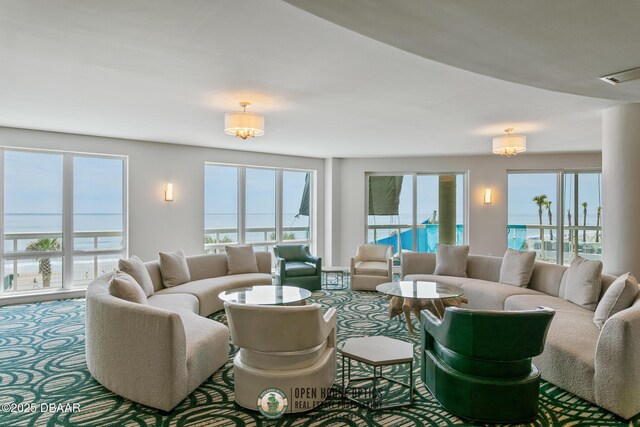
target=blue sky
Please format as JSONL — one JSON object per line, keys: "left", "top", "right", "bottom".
{"left": 3, "top": 151, "right": 123, "bottom": 214}
{"left": 508, "top": 172, "right": 602, "bottom": 225}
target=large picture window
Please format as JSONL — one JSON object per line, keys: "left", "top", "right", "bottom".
{"left": 204, "top": 164, "right": 313, "bottom": 254}
{"left": 507, "top": 170, "right": 602, "bottom": 265}
{"left": 1, "top": 149, "right": 127, "bottom": 294}
{"left": 366, "top": 173, "right": 465, "bottom": 259}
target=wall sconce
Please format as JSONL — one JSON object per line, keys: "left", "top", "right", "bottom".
{"left": 483, "top": 188, "right": 492, "bottom": 204}
{"left": 165, "top": 183, "right": 174, "bottom": 202}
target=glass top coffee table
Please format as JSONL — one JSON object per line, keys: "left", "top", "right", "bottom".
{"left": 219, "top": 285, "right": 312, "bottom": 306}
{"left": 376, "top": 281, "right": 467, "bottom": 334}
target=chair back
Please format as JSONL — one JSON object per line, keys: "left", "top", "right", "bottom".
{"left": 273, "top": 244, "right": 309, "bottom": 262}
{"left": 356, "top": 244, "right": 392, "bottom": 262}
{"left": 225, "top": 302, "right": 329, "bottom": 352}
{"left": 431, "top": 307, "right": 554, "bottom": 361}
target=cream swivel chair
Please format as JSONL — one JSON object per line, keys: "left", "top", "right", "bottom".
{"left": 224, "top": 302, "right": 337, "bottom": 413}
{"left": 350, "top": 244, "right": 393, "bottom": 290}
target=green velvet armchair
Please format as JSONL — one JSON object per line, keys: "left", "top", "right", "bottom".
{"left": 273, "top": 244, "right": 321, "bottom": 291}
{"left": 421, "top": 307, "right": 555, "bottom": 423}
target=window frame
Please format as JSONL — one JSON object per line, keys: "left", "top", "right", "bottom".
{"left": 204, "top": 162, "right": 315, "bottom": 253}
{"left": 364, "top": 171, "right": 468, "bottom": 252}
{"left": 506, "top": 168, "right": 602, "bottom": 265}
{"left": 0, "top": 147, "right": 128, "bottom": 294}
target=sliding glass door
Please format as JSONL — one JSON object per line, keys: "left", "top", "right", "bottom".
{"left": 366, "top": 173, "right": 466, "bottom": 259}
{"left": 507, "top": 170, "right": 602, "bottom": 265}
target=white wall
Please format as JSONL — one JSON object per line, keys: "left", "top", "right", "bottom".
{"left": 333, "top": 153, "right": 601, "bottom": 266}
{"left": 0, "top": 126, "right": 325, "bottom": 262}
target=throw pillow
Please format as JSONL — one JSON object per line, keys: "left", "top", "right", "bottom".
{"left": 158, "top": 249, "right": 191, "bottom": 287}
{"left": 433, "top": 245, "right": 469, "bottom": 277}
{"left": 226, "top": 245, "right": 259, "bottom": 275}
{"left": 118, "top": 255, "right": 154, "bottom": 297}
{"left": 564, "top": 256, "right": 603, "bottom": 311}
{"left": 499, "top": 248, "right": 536, "bottom": 287}
{"left": 593, "top": 273, "right": 639, "bottom": 329}
{"left": 109, "top": 271, "right": 148, "bottom": 304}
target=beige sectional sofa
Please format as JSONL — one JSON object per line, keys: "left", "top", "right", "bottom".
{"left": 85, "top": 252, "right": 272, "bottom": 411}
{"left": 402, "top": 252, "right": 640, "bottom": 419}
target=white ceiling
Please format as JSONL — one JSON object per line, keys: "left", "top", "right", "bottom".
{"left": 0, "top": 0, "right": 621, "bottom": 158}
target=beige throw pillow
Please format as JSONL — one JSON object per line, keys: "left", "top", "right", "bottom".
{"left": 118, "top": 255, "right": 154, "bottom": 297}
{"left": 499, "top": 249, "right": 536, "bottom": 287}
{"left": 433, "top": 245, "right": 469, "bottom": 278}
{"left": 564, "top": 256, "right": 603, "bottom": 311}
{"left": 225, "top": 245, "right": 259, "bottom": 275}
{"left": 593, "top": 273, "right": 639, "bottom": 329}
{"left": 109, "top": 271, "right": 148, "bottom": 304}
{"left": 158, "top": 249, "right": 191, "bottom": 287}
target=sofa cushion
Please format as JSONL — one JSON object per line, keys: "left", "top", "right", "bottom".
{"left": 504, "top": 294, "right": 599, "bottom": 403}
{"left": 147, "top": 293, "right": 200, "bottom": 315}
{"left": 155, "top": 273, "right": 273, "bottom": 316}
{"left": 119, "top": 256, "right": 155, "bottom": 297}
{"left": 355, "top": 261, "right": 388, "bottom": 277}
{"left": 356, "top": 244, "right": 390, "bottom": 262}
{"left": 434, "top": 245, "right": 469, "bottom": 277}
{"left": 225, "top": 245, "right": 259, "bottom": 275}
{"left": 564, "top": 256, "right": 603, "bottom": 311}
{"left": 285, "top": 261, "right": 317, "bottom": 277}
{"left": 593, "top": 273, "right": 639, "bottom": 329}
{"left": 499, "top": 249, "right": 536, "bottom": 287}
{"left": 159, "top": 249, "right": 191, "bottom": 287}
{"left": 459, "top": 279, "right": 541, "bottom": 310}
{"left": 109, "top": 271, "right": 148, "bottom": 304}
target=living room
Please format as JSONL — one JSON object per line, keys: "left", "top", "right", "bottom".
{"left": 1, "top": 1, "right": 639, "bottom": 426}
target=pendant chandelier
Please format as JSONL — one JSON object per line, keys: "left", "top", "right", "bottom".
{"left": 492, "top": 128, "right": 527, "bottom": 156}
{"left": 224, "top": 102, "right": 265, "bottom": 140}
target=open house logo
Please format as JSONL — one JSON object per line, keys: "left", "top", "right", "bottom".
{"left": 257, "top": 388, "right": 288, "bottom": 419}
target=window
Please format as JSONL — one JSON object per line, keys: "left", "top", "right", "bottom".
{"left": 507, "top": 171, "right": 602, "bottom": 265}
{"left": 366, "top": 173, "right": 466, "bottom": 258}
{"left": 1, "top": 149, "right": 127, "bottom": 294}
{"left": 204, "top": 164, "right": 313, "bottom": 254}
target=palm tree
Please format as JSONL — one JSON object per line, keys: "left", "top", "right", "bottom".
{"left": 543, "top": 200, "right": 553, "bottom": 241}
{"left": 25, "top": 238, "right": 61, "bottom": 287}
{"left": 532, "top": 194, "right": 548, "bottom": 241}
{"left": 582, "top": 202, "right": 588, "bottom": 242}
{"left": 596, "top": 206, "right": 602, "bottom": 243}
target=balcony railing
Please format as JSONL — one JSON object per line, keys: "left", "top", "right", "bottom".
{"left": 204, "top": 226, "right": 311, "bottom": 253}
{"left": 2, "top": 230, "right": 124, "bottom": 293}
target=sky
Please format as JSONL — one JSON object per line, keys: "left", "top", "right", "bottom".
{"left": 4, "top": 150, "right": 601, "bottom": 228}
{"left": 3, "top": 150, "right": 123, "bottom": 214}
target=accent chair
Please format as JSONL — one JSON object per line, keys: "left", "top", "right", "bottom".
{"left": 421, "top": 306, "right": 554, "bottom": 423}
{"left": 273, "top": 244, "right": 321, "bottom": 291}
{"left": 350, "top": 244, "right": 393, "bottom": 290}
{"left": 224, "top": 301, "right": 337, "bottom": 413}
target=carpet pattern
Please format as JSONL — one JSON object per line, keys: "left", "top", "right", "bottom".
{"left": 0, "top": 291, "right": 637, "bottom": 427}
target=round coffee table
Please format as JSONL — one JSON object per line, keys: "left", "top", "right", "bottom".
{"left": 219, "top": 285, "right": 312, "bottom": 306}
{"left": 376, "top": 281, "right": 467, "bottom": 334}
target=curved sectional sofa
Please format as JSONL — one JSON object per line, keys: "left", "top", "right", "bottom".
{"left": 85, "top": 252, "right": 272, "bottom": 411}
{"left": 402, "top": 252, "right": 640, "bottom": 419}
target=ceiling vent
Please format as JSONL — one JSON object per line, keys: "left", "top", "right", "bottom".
{"left": 599, "top": 67, "right": 640, "bottom": 85}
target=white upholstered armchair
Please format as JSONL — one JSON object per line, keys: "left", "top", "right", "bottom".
{"left": 350, "top": 244, "right": 393, "bottom": 290}
{"left": 224, "top": 302, "right": 337, "bottom": 413}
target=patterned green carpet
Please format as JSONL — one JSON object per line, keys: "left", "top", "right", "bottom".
{"left": 0, "top": 290, "right": 637, "bottom": 427}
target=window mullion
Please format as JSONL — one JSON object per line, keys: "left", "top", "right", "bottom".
{"left": 276, "top": 170, "right": 283, "bottom": 244}
{"left": 238, "top": 167, "right": 246, "bottom": 245}
{"left": 62, "top": 154, "right": 74, "bottom": 289}
{"left": 0, "top": 149, "right": 4, "bottom": 293}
